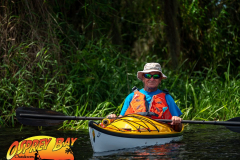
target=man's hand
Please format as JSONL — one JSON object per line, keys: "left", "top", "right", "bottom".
{"left": 107, "top": 114, "right": 123, "bottom": 118}
{"left": 171, "top": 116, "right": 182, "bottom": 125}
{"left": 171, "top": 116, "right": 182, "bottom": 132}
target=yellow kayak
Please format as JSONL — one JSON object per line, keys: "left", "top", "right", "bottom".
{"left": 89, "top": 114, "right": 183, "bottom": 152}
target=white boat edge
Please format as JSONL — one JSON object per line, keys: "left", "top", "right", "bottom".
{"left": 88, "top": 121, "right": 183, "bottom": 152}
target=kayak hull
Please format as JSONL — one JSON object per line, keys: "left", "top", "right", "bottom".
{"left": 89, "top": 122, "right": 182, "bottom": 152}
{"left": 88, "top": 114, "right": 183, "bottom": 152}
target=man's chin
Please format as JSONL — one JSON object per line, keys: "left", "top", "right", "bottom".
{"left": 147, "top": 84, "right": 157, "bottom": 88}
{"left": 146, "top": 87, "right": 158, "bottom": 90}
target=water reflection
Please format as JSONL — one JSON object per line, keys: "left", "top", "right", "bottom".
{"left": 92, "top": 142, "right": 183, "bottom": 160}
{"left": 133, "top": 143, "right": 183, "bottom": 158}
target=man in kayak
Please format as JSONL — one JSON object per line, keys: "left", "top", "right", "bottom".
{"left": 108, "top": 62, "right": 182, "bottom": 131}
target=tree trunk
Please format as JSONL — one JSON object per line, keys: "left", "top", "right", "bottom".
{"left": 111, "top": 1, "right": 122, "bottom": 46}
{"left": 163, "top": 0, "right": 180, "bottom": 69}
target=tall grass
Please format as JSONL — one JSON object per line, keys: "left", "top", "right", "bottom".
{"left": 1, "top": 42, "right": 240, "bottom": 129}
{"left": 164, "top": 62, "right": 240, "bottom": 121}
{"left": 0, "top": 40, "right": 132, "bottom": 127}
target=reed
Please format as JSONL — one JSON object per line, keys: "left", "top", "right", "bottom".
{"left": 164, "top": 62, "right": 240, "bottom": 121}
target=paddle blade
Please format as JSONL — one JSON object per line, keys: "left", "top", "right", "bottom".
{"left": 16, "top": 107, "right": 65, "bottom": 126}
{"left": 225, "top": 117, "right": 240, "bottom": 133}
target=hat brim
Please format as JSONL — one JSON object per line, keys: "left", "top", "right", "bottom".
{"left": 137, "top": 70, "right": 167, "bottom": 80}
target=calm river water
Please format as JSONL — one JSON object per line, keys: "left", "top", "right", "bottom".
{"left": 1, "top": 124, "right": 240, "bottom": 160}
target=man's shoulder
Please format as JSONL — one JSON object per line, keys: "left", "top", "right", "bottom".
{"left": 126, "top": 92, "right": 134, "bottom": 100}
{"left": 125, "top": 88, "right": 143, "bottom": 100}
{"left": 165, "top": 93, "right": 175, "bottom": 102}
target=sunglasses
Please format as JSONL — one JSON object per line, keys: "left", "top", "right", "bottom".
{"left": 144, "top": 74, "right": 161, "bottom": 79}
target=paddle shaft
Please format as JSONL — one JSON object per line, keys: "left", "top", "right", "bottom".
{"left": 19, "top": 113, "right": 240, "bottom": 126}
{"left": 155, "top": 119, "right": 240, "bottom": 126}
{"left": 19, "top": 113, "right": 105, "bottom": 120}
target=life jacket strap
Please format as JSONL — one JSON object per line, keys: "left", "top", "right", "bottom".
{"left": 162, "top": 89, "right": 169, "bottom": 94}
{"left": 132, "top": 86, "right": 139, "bottom": 92}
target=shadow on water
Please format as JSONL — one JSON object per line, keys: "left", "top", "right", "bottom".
{"left": 1, "top": 124, "right": 240, "bottom": 160}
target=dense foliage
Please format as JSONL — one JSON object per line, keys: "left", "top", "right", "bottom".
{"left": 0, "top": 0, "right": 240, "bottom": 128}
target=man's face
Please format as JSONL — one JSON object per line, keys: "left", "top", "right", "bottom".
{"left": 142, "top": 72, "right": 162, "bottom": 90}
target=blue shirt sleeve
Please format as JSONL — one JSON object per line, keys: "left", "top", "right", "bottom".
{"left": 120, "top": 93, "right": 134, "bottom": 116}
{"left": 165, "top": 94, "right": 182, "bottom": 117}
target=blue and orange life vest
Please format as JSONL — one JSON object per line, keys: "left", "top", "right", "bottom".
{"left": 124, "top": 90, "right": 172, "bottom": 119}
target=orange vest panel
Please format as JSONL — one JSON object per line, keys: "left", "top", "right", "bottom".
{"left": 125, "top": 91, "right": 172, "bottom": 119}
{"left": 125, "top": 91, "right": 146, "bottom": 115}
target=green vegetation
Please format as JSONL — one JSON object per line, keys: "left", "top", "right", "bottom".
{"left": 0, "top": 0, "right": 240, "bottom": 129}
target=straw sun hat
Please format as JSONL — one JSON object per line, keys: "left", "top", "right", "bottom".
{"left": 137, "top": 62, "right": 167, "bottom": 80}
